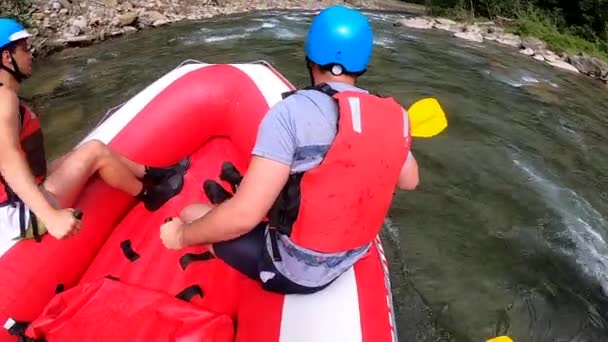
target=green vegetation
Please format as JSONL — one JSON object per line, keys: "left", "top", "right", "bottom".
{"left": 408, "top": 0, "right": 608, "bottom": 61}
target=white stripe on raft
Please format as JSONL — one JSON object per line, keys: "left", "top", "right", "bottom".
{"left": 229, "top": 64, "right": 290, "bottom": 106}
{"left": 279, "top": 267, "right": 363, "bottom": 342}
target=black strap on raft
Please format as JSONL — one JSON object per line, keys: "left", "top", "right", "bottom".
{"left": 219, "top": 161, "right": 242, "bottom": 193}
{"left": 55, "top": 283, "right": 65, "bottom": 294}
{"left": 120, "top": 240, "right": 140, "bottom": 262}
{"left": 179, "top": 251, "right": 214, "bottom": 271}
{"left": 175, "top": 285, "right": 203, "bottom": 302}
{"left": 203, "top": 180, "right": 232, "bottom": 205}
{"left": 7, "top": 320, "right": 46, "bottom": 342}
{"left": 105, "top": 275, "right": 120, "bottom": 281}
{"left": 202, "top": 161, "right": 242, "bottom": 204}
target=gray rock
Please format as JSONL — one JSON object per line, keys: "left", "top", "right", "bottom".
{"left": 116, "top": 12, "right": 138, "bottom": 27}
{"left": 139, "top": 10, "right": 167, "bottom": 26}
{"left": 540, "top": 49, "right": 561, "bottom": 62}
{"left": 57, "top": 0, "right": 71, "bottom": 9}
{"left": 32, "top": 13, "right": 46, "bottom": 21}
{"left": 568, "top": 53, "right": 608, "bottom": 79}
{"left": 534, "top": 54, "right": 545, "bottom": 62}
{"left": 110, "top": 29, "right": 125, "bottom": 37}
{"left": 519, "top": 48, "right": 535, "bottom": 56}
{"left": 496, "top": 33, "right": 522, "bottom": 48}
{"left": 123, "top": 26, "right": 138, "bottom": 34}
{"left": 152, "top": 19, "right": 170, "bottom": 27}
{"left": 400, "top": 17, "right": 434, "bottom": 30}
{"left": 454, "top": 31, "right": 484, "bottom": 43}
{"left": 71, "top": 16, "right": 87, "bottom": 30}
{"left": 53, "top": 34, "right": 96, "bottom": 46}
{"left": 435, "top": 23, "right": 462, "bottom": 33}
{"left": 435, "top": 18, "right": 457, "bottom": 25}
{"left": 521, "top": 36, "right": 546, "bottom": 51}
{"left": 547, "top": 60, "right": 580, "bottom": 73}
{"left": 484, "top": 34, "right": 498, "bottom": 41}
{"left": 464, "top": 24, "right": 481, "bottom": 34}
{"left": 486, "top": 26, "right": 504, "bottom": 34}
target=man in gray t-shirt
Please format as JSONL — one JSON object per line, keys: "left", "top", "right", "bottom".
{"left": 160, "top": 6, "right": 420, "bottom": 294}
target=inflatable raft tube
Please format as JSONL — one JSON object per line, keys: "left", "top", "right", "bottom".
{"left": 0, "top": 60, "right": 397, "bottom": 342}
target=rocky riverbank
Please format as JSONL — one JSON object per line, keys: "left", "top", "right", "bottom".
{"left": 398, "top": 17, "right": 608, "bottom": 86}
{"left": 23, "top": 0, "right": 390, "bottom": 57}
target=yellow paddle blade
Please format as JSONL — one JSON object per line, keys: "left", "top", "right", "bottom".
{"left": 486, "top": 336, "right": 514, "bottom": 342}
{"left": 407, "top": 97, "right": 448, "bottom": 138}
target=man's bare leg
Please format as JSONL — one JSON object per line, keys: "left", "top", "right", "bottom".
{"left": 43, "top": 139, "right": 143, "bottom": 208}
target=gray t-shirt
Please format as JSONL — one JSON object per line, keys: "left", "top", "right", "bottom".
{"left": 252, "top": 82, "right": 411, "bottom": 287}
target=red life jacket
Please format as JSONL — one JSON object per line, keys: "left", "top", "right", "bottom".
{"left": 0, "top": 101, "right": 48, "bottom": 205}
{"left": 268, "top": 84, "right": 411, "bottom": 254}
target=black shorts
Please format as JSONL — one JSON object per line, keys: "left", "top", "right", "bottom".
{"left": 213, "top": 223, "right": 333, "bottom": 295}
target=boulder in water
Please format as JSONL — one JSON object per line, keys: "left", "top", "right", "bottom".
{"left": 519, "top": 48, "right": 535, "bottom": 56}
{"left": 496, "top": 33, "right": 522, "bottom": 48}
{"left": 521, "top": 36, "right": 546, "bottom": 51}
{"left": 115, "top": 12, "right": 138, "bottom": 27}
{"left": 546, "top": 60, "right": 581, "bottom": 73}
{"left": 400, "top": 17, "right": 434, "bottom": 30}
{"left": 434, "top": 23, "right": 462, "bottom": 33}
{"left": 139, "top": 10, "right": 167, "bottom": 26}
{"left": 567, "top": 53, "right": 608, "bottom": 79}
{"left": 435, "top": 18, "right": 457, "bottom": 26}
{"left": 533, "top": 54, "right": 545, "bottom": 62}
{"left": 454, "top": 31, "right": 484, "bottom": 43}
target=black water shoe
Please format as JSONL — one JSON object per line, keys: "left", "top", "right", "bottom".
{"left": 139, "top": 172, "right": 185, "bottom": 211}
{"left": 143, "top": 157, "right": 191, "bottom": 184}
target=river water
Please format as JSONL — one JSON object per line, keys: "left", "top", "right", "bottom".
{"left": 21, "top": 9, "right": 608, "bottom": 342}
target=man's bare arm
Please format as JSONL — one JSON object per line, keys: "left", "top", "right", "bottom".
{"left": 397, "top": 152, "right": 419, "bottom": 190}
{"left": 0, "top": 89, "right": 56, "bottom": 220}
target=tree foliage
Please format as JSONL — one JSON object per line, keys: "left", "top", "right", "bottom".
{"left": 411, "top": 0, "right": 608, "bottom": 44}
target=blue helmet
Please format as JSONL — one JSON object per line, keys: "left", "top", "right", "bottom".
{"left": 305, "top": 6, "right": 374, "bottom": 74}
{"left": 0, "top": 18, "right": 30, "bottom": 50}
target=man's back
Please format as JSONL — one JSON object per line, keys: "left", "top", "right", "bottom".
{"left": 253, "top": 82, "right": 368, "bottom": 174}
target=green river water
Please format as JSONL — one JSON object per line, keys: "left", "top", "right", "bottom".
{"left": 21, "top": 9, "right": 608, "bottom": 342}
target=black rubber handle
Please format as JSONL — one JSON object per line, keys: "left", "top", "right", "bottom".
{"left": 73, "top": 209, "right": 83, "bottom": 220}
{"left": 164, "top": 217, "right": 173, "bottom": 223}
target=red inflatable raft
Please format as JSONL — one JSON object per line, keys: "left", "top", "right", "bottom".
{"left": 0, "top": 61, "right": 397, "bottom": 342}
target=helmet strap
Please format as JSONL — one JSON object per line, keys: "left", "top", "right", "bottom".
{"left": 0, "top": 48, "right": 26, "bottom": 84}
{"left": 305, "top": 57, "right": 316, "bottom": 86}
